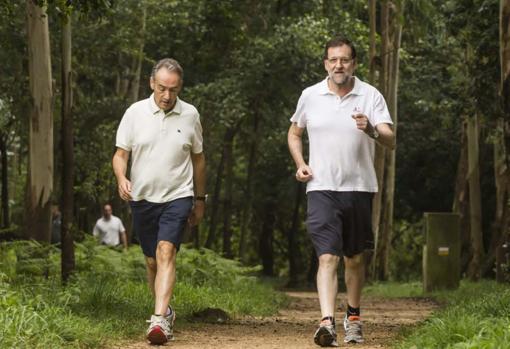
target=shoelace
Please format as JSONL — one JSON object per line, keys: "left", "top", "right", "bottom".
{"left": 345, "top": 320, "right": 362, "bottom": 337}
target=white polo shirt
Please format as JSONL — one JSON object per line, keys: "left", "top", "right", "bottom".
{"left": 93, "top": 215, "right": 125, "bottom": 246}
{"left": 290, "top": 76, "right": 392, "bottom": 193}
{"left": 116, "top": 94, "right": 203, "bottom": 203}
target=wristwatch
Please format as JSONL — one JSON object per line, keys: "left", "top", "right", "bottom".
{"left": 195, "top": 195, "right": 208, "bottom": 202}
{"left": 371, "top": 129, "right": 379, "bottom": 139}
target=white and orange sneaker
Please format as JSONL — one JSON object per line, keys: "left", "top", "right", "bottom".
{"left": 343, "top": 315, "right": 363, "bottom": 343}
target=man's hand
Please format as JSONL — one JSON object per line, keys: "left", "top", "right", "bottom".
{"left": 117, "top": 177, "right": 132, "bottom": 201}
{"left": 296, "top": 164, "right": 313, "bottom": 182}
{"left": 352, "top": 113, "right": 375, "bottom": 135}
{"left": 188, "top": 201, "right": 205, "bottom": 226}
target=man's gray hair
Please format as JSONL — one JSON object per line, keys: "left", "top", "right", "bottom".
{"left": 151, "top": 58, "right": 183, "bottom": 80}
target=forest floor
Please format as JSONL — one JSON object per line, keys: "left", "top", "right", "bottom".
{"left": 114, "top": 291, "right": 437, "bottom": 349}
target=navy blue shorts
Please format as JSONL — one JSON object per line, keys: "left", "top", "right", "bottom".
{"left": 306, "top": 191, "right": 374, "bottom": 258}
{"left": 129, "top": 197, "right": 193, "bottom": 257}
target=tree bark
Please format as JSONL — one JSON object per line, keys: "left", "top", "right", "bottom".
{"left": 466, "top": 114, "right": 483, "bottom": 281}
{"left": 371, "top": 0, "right": 389, "bottom": 280}
{"left": 61, "top": 13, "right": 75, "bottom": 283}
{"left": 0, "top": 136, "right": 9, "bottom": 228}
{"left": 260, "top": 202, "right": 275, "bottom": 276}
{"left": 129, "top": 3, "right": 146, "bottom": 103}
{"left": 239, "top": 115, "right": 259, "bottom": 262}
{"left": 25, "top": 0, "right": 53, "bottom": 242}
{"left": 452, "top": 120, "right": 472, "bottom": 272}
{"left": 222, "top": 129, "right": 235, "bottom": 259}
{"left": 287, "top": 182, "right": 304, "bottom": 287}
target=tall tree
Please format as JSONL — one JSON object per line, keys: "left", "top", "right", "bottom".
{"left": 60, "top": 7, "right": 75, "bottom": 283}
{"left": 25, "top": 0, "right": 53, "bottom": 242}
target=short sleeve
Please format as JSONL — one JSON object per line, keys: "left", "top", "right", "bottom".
{"left": 92, "top": 222, "right": 100, "bottom": 237}
{"left": 290, "top": 92, "right": 307, "bottom": 128}
{"left": 191, "top": 114, "right": 203, "bottom": 154}
{"left": 371, "top": 90, "right": 393, "bottom": 126}
{"left": 115, "top": 108, "right": 133, "bottom": 151}
{"left": 118, "top": 218, "right": 126, "bottom": 233}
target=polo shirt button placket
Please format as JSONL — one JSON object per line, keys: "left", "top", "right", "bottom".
{"left": 161, "top": 113, "right": 167, "bottom": 134}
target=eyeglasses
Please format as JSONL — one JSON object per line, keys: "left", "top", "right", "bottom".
{"left": 327, "top": 57, "right": 353, "bottom": 65}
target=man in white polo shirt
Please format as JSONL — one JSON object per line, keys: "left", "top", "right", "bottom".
{"left": 288, "top": 37, "right": 395, "bottom": 346}
{"left": 92, "top": 203, "right": 127, "bottom": 249}
{"left": 113, "top": 58, "right": 206, "bottom": 345}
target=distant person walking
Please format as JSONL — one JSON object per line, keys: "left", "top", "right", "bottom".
{"left": 93, "top": 203, "right": 128, "bottom": 250}
{"left": 287, "top": 36, "right": 395, "bottom": 346}
{"left": 113, "top": 58, "right": 206, "bottom": 345}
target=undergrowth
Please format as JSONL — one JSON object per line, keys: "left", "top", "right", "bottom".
{"left": 0, "top": 238, "right": 287, "bottom": 348}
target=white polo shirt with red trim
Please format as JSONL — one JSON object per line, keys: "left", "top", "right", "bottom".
{"left": 116, "top": 94, "right": 203, "bottom": 203}
{"left": 290, "top": 76, "right": 392, "bottom": 193}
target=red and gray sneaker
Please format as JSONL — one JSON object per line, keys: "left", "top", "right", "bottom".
{"left": 343, "top": 314, "right": 364, "bottom": 343}
{"left": 313, "top": 316, "right": 338, "bottom": 347}
{"left": 146, "top": 314, "right": 172, "bottom": 344}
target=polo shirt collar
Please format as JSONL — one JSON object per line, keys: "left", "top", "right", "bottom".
{"left": 149, "top": 93, "right": 182, "bottom": 116}
{"left": 318, "top": 76, "right": 365, "bottom": 96}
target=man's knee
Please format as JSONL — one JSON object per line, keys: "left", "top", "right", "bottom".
{"left": 156, "top": 241, "right": 177, "bottom": 262}
{"left": 318, "top": 253, "right": 340, "bottom": 268}
{"left": 344, "top": 253, "right": 364, "bottom": 269}
{"left": 145, "top": 256, "right": 157, "bottom": 272}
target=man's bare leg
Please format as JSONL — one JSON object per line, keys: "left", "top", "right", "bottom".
{"left": 145, "top": 256, "right": 157, "bottom": 297}
{"left": 317, "top": 253, "right": 340, "bottom": 318}
{"left": 344, "top": 253, "right": 364, "bottom": 309}
{"left": 154, "top": 241, "right": 177, "bottom": 315}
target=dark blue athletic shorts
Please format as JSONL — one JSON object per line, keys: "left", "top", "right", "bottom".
{"left": 129, "top": 197, "right": 193, "bottom": 257}
{"left": 306, "top": 191, "right": 374, "bottom": 258}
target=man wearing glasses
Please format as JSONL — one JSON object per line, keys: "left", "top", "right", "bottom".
{"left": 288, "top": 37, "right": 395, "bottom": 346}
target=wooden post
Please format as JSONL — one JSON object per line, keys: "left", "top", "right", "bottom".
{"left": 423, "top": 212, "right": 461, "bottom": 292}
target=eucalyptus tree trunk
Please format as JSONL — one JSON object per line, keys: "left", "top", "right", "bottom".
{"left": 239, "top": 114, "right": 259, "bottom": 262}
{"left": 222, "top": 130, "right": 235, "bottom": 259}
{"left": 287, "top": 182, "right": 304, "bottom": 287}
{"left": 129, "top": 4, "right": 146, "bottom": 103}
{"left": 452, "top": 120, "right": 472, "bottom": 272}
{"left": 378, "top": 5, "right": 402, "bottom": 279}
{"left": 495, "top": 0, "right": 510, "bottom": 282}
{"left": 25, "top": 0, "right": 53, "bottom": 242}
{"left": 466, "top": 114, "right": 483, "bottom": 281}
{"left": 0, "top": 136, "right": 9, "bottom": 228}
{"left": 372, "top": 0, "right": 394, "bottom": 280}
{"left": 60, "top": 13, "right": 75, "bottom": 282}
{"left": 205, "top": 141, "right": 226, "bottom": 248}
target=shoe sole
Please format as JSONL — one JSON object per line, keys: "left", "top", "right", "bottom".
{"left": 147, "top": 326, "right": 168, "bottom": 345}
{"left": 314, "top": 327, "right": 335, "bottom": 347}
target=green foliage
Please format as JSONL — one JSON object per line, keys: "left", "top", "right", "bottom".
{"left": 396, "top": 281, "right": 510, "bottom": 349}
{"left": 388, "top": 220, "right": 425, "bottom": 281}
{"left": 364, "top": 281, "right": 423, "bottom": 298}
{"left": 0, "top": 239, "right": 287, "bottom": 348}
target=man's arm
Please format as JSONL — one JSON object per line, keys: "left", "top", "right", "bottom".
{"left": 189, "top": 152, "right": 206, "bottom": 226}
{"left": 352, "top": 114, "right": 395, "bottom": 150}
{"left": 112, "top": 148, "right": 132, "bottom": 201}
{"left": 120, "top": 230, "right": 128, "bottom": 250}
{"left": 374, "top": 123, "right": 395, "bottom": 149}
{"left": 287, "top": 123, "right": 313, "bottom": 182}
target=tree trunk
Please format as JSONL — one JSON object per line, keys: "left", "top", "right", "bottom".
{"left": 371, "top": 0, "right": 389, "bottom": 280}
{"left": 466, "top": 114, "right": 483, "bottom": 281}
{"left": 452, "top": 120, "right": 472, "bottom": 272}
{"left": 205, "top": 135, "right": 227, "bottom": 249}
{"left": 0, "top": 136, "right": 9, "bottom": 228}
{"left": 25, "top": 0, "right": 53, "bottom": 242}
{"left": 222, "top": 130, "right": 235, "bottom": 259}
{"left": 61, "top": 14, "right": 75, "bottom": 283}
{"left": 368, "top": 0, "right": 377, "bottom": 85}
{"left": 129, "top": 4, "right": 146, "bottom": 103}
{"left": 495, "top": 0, "right": 510, "bottom": 283}
{"left": 239, "top": 115, "right": 259, "bottom": 262}
{"left": 260, "top": 202, "right": 275, "bottom": 276}
{"left": 287, "top": 182, "right": 304, "bottom": 287}
{"left": 380, "top": 9, "right": 402, "bottom": 279}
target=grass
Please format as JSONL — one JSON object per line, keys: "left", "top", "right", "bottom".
{"left": 366, "top": 280, "right": 510, "bottom": 349}
{"left": 0, "top": 238, "right": 287, "bottom": 348}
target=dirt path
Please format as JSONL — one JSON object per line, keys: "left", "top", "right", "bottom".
{"left": 115, "top": 292, "right": 437, "bottom": 348}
